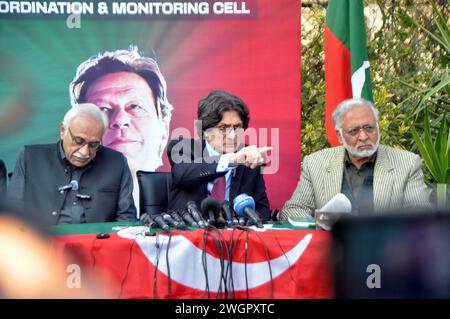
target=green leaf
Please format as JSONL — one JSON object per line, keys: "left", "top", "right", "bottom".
{"left": 411, "top": 125, "right": 438, "bottom": 180}
{"left": 423, "top": 111, "right": 443, "bottom": 178}
{"left": 431, "top": 2, "right": 450, "bottom": 50}
{"left": 436, "top": 116, "right": 449, "bottom": 182}
{"left": 412, "top": 74, "right": 450, "bottom": 119}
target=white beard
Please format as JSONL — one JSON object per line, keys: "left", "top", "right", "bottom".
{"left": 342, "top": 133, "right": 380, "bottom": 160}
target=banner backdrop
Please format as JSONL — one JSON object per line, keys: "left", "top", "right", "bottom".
{"left": 0, "top": 0, "right": 301, "bottom": 210}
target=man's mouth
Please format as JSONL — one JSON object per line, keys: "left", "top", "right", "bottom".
{"left": 73, "top": 155, "right": 90, "bottom": 163}
{"left": 358, "top": 144, "right": 373, "bottom": 150}
{"left": 107, "top": 138, "right": 140, "bottom": 146}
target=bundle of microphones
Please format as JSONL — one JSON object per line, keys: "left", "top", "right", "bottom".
{"left": 140, "top": 193, "right": 264, "bottom": 232}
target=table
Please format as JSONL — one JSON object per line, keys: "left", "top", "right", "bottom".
{"left": 50, "top": 222, "right": 334, "bottom": 299}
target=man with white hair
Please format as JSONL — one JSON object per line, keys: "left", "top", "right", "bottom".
{"left": 7, "top": 103, "right": 136, "bottom": 226}
{"left": 282, "top": 98, "right": 432, "bottom": 218}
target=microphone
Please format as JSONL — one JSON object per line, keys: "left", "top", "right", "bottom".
{"left": 181, "top": 210, "right": 198, "bottom": 228}
{"left": 163, "top": 211, "right": 186, "bottom": 229}
{"left": 233, "top": 194, "right": 263, "bottom": 228}
{"left": 230, "top": 207, "right": 240, "bottom": 225}
{"left": 221, "top": 200, "right": 236, "bottom": 226}
{"left": 70, "top": 180, "right": 79, "bottom": 191}
{"left": 201, "top": 196, "right": 220, "bottom": 227}
{"left": 152, "top": 214, "right": 170, "bottom": 231}
{"left": 237, "top": 214, "right": 246, "bottom": 226}
{"left": 58, "top": 180, "right": 79, "bottom": 192}
{"left": 186, "top": 201, "right": 207, "bottom": 229}
{"left": 139, "top": 213, "right": 157, "bottom": 228}
{"left": 201, "top": 197, "right": 225, "bottom": 228}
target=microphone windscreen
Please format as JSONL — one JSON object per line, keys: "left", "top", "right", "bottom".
{"left": 70, "top": 180, "right": 79, "bottom": 191}
{"left": 233, "top": 193, "right": 255, "bottom": 217}
{"left": 200, "top": 196, "right": 221, "bottom": 216}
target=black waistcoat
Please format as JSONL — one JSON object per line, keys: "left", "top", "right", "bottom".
{"left": 24, "top": 142, "right": 125, "bottom": 225}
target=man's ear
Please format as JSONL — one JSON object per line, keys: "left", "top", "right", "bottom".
{"left": 336, "top": 129, "right": 344, "bottom": 145}
{"left": 59, "top": 123, "right": 66, "bottom": 140}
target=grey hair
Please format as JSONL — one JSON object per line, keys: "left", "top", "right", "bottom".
{"left": 332, "top": 98, "right": 379, "bottom": 129}
{"left": 62, "top": 103, "right": 109, "bottom": 133}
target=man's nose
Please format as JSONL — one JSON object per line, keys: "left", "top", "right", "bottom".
{"left": 358, "top": 129, "right": 369, "bottom": 141}
{"left": 110, "top": 108, "right": 131, "bottom": 129}
{"left": 78, "top": 144, "right": 90, "bottom": 156}
{"left": 226, "top": 128, "right": 237, "bottom": 139}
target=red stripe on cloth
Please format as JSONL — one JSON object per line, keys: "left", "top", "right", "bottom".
{"left": 52, "top": 230, "right": 334, "bottom": 299}
{"left": 324, "top": 24, "right": 352, "bottom": 147}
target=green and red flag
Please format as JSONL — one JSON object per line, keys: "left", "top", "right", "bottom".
{"left": 324, "top": 0, "right": 374, "bottom": 147}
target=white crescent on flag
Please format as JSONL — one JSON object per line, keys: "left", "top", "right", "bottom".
{"left": 351, "top": 60, "right": 370, "bottom": 98}
{"left": 118, "top": 227, "right": 312, "bottom": 292}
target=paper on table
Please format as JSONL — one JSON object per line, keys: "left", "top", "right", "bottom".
{"left": 287, "top": 216, "right": 316, "bottom": 228}
{"left": 315, "top": 194, "right": 352, "bottom": 230}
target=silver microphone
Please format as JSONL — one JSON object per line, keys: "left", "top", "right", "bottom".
{"left": 58, "top": 180, "right": 79, "bottom": 192}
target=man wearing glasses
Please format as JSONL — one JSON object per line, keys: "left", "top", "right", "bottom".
{"left": 167, "top": 90, "right": 272, "bottom": 221}
{"left": 282, "top": 98, "right": 432, "bottom": 219}
{"left": 7, "top": 103, "right": 136, "bottom": 226}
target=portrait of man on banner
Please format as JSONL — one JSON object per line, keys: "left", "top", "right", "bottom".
{"left": 69, "top": 46, "right": 174, "bottom": 211}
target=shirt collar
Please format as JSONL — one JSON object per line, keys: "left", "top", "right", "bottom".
{"left": 344, "top": 150, "right": 377, "bottom": 168}
{"left": 59, "top": 140, "right": 68, "bottom": 162}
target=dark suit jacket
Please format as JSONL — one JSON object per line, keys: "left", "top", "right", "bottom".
{"left": 167, "top": 138, "right": 271, "bottom": 220}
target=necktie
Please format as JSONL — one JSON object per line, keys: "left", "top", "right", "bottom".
{"left": 211, "top": 176, "right": 226, "bottom": 201}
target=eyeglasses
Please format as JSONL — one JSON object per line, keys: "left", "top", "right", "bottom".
{"left": 342, "top": 124, "right": 378, "bottom": 137}
{"left": 215, "top": 124, "right": 244, "bottom": 134}
{"left": 68, "top": 128, "right": 101, "bottom": 150}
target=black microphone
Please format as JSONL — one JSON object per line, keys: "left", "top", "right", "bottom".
{"left": 221, "top": 200, "right": 235, "bottom": 226}
{"left": 163, "top": 211, "right": 186, "bottom": 229}
{"left": 215, "top": 212, "right": 227, "bottom": 228}
{"left": 201, "top": 196, "right": 224, "bottom": 228}
{"left": 153, "top": 214, "right": 170, "bottom": 231}
{"left": 233, "top": 194, "right": 263, "bottom": 228}
{"left": 162, "top": 212, "right": 179, "bottom": 228}
{"left": 170, "top": 210, "right": 187, "bottom": 229}
{"left": 201, "top": 196, "right": 219, "bottom": 226}
{"left": 237, "top": 214, "right": 246, "bottom": 226}
{"left": 181, "top": 210, "right": 198, "bottom": 228}
{"left": 186, "top": 201, "right": 207, "bottom": 228}
{"left": 139, "top": 213, "right": 157, "bottom": 228}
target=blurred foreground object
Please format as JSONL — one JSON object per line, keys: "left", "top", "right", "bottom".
{"left": 332, "top": 212, "right": 450, "bottom": 298}
{"left": 0, "top": 213, "right": 103, "bottom": 298}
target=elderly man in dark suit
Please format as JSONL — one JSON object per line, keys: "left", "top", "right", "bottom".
{"left": 167, "top": 90, "right": 271, "bottom": 220}
{"left": 7, "top": 103, "right": 136, "bottom": 226}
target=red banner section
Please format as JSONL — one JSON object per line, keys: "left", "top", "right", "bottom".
{"left": 53, "top": 229, "right": 333, "bottom": 299}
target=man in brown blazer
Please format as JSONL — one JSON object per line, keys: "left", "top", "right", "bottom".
{"left": 282, "top": 98, "right": 432, "bottom": 218}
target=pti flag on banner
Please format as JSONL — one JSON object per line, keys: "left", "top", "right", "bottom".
{"left": 324, "top": 0, "right": 374, "bottom": 147}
